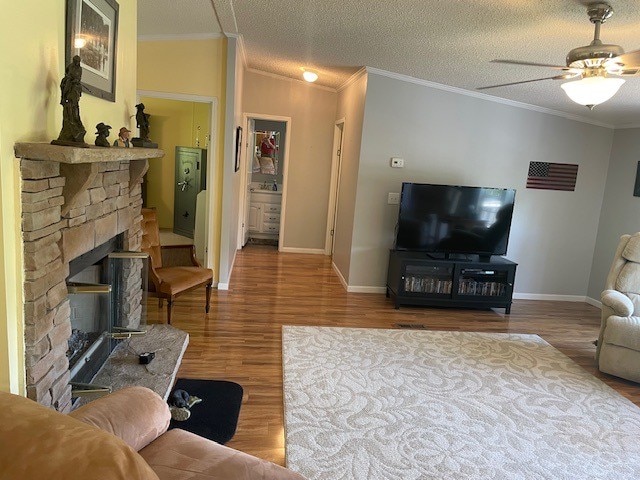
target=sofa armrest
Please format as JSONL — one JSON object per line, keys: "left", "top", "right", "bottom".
{"left": 69, "top": 386, "right": 170, "bottom": 452}
{"left": 601, "top": 289, "right": 634, "bottom": 317}
{"left": 139, "top": 428, "right": 306, "bottom": 480}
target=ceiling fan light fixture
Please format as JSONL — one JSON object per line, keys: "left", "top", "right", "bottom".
{"left": 560, "top": 75, "right": 625, "bottom": 108}
{"left": 302, "top": 70, "right": 318, "bottom": 83}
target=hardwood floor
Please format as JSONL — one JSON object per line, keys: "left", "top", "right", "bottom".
{"left": 146, "top": 245, "right": 640, "bottom": 466}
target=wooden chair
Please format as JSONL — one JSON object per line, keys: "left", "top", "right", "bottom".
{"left": 141, "top": 208, "right": 213, "bottom": 324}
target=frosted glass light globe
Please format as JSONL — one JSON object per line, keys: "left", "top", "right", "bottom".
{"left": 561, "top": 76, "right": 625, "bottom": 108}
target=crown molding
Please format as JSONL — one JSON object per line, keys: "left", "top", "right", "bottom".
{"left": 365, "top": 67, "right": 616, "bottom": 129}
{"left": 337, "top": 67, "right": 367, "bottom": 93}
{"left": 246, "top": 68, "right": 337, "bottom": 93}
{"left": 225, "top": 32, "right": 248, "bottom": 68}
{"left": 138, "top": 32, "right": 224, "bottom": 42}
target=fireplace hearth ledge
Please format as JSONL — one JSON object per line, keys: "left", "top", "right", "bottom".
{"left": 76, "top": 324, "right": 189, "bottom": 406}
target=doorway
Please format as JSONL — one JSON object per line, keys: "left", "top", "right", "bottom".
{"left": 325, "top": 119, "right": 345, "bottom": 256}
{"left": 238, "top": 114, "right": 291, "bottom": 252}
{"left": 136, "top": 91, "right": 217, "bottom": 268}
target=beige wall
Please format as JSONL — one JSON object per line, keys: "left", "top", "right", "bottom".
{"left": 333, "top": 73, "right": 368, "bottom": 282}
{"left": 218, "top": 37, "right": 244, "bottom": 286}
{"left": 0, "top": 0, "right": 138, "bottom": 394}
{"left": 140, "top": 97, "right": 211, "bottom": 229}
{"left": 242, "top": 71, "right": 338, "bottom": 250}
{"left": 137, "top": 38, "right": 227, "bottom": 278}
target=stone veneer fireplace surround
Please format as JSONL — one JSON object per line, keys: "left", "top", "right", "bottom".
{"left": 15, "top": 143, "right": 163, "bottom": 412}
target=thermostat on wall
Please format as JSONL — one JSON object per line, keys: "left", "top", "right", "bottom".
{"left": 390, "top": 157, "right": 404, "bottom": 168}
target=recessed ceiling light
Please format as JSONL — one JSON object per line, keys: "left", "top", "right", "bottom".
{"left": 303, "top": 71, "right": 318, "bottom": 83}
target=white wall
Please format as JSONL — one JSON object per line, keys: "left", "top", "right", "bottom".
{"left": 333, "top": 72, "right": 368, "bottom": 282}
{"left": 587, "top": 128, "right": 640, "bottom": 300}
{"left": 242, "top": 71, "right": 337, "bottom": 251}
{"left": 219, "top": 37, "right": 244, "bottom": 287}
{"left": 348, "top": 71, "right": 614, "bottom": 295}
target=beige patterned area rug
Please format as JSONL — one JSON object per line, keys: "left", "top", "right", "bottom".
{"left": 282, "top": 326, "right": 640, "bottom": 480}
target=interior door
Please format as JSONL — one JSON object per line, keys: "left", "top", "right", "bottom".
{"left": 174, "top": 147, "right": 205, "bottom": 238}
{"left": 330, "top": 123, "right": 344, "bottom": 256}
{"left": 242, "top": 119, "right": 256, "bottom": 246}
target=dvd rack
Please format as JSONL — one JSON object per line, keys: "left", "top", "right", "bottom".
{"left": 457, "top": 279, "right": 506, "bottom": 297}
{"left": 404, "top": 276, "right": 452, "bottom": 294}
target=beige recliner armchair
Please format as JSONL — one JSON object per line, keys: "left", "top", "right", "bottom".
{"left": 596, "top": 232, "right": 640, "bottom": 383}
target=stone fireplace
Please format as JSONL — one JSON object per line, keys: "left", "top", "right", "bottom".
{"left": 15, "top": 143, "right": 162, "bottom": 412}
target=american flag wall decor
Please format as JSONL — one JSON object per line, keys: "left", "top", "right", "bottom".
{"left": 526, "top": 162, "right": 578, "bottom": 191}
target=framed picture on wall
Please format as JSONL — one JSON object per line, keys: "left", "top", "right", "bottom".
{"left": 65, "top": 0, "right": 119, "bottom": 102}
{"left": 634, "top": 161, "right": 640, "bottom": 197}
{"left": 235, "top": 126, "right": 243, "bottom": 172}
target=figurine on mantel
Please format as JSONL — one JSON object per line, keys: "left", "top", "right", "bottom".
{"left": 132, "top": 103, "right": 158, "bottom": 148}
{"left": 94, "top": 122, "right": 112, "bottom": 147}
{"left": 113, "top": 127, "right": 133, "bottom": 148}
{"left": 52, "top": 55, "right": 88, "bottom": 147}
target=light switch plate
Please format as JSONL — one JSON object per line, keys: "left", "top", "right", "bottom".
{"left": 390, "top": 157, "right": 404, "bottom": 168}
{"left": 388, "top": 192, "right": 400, "bottom": 205}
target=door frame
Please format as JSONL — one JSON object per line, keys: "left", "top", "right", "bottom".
{"left": 238, "top": 113, "right": 292, "bottom": 252}
{"left": 136, "top": 90, "right": 218, "bottom": 270}
{"left": 325, "top": 118, "right": 346, "bottom": 255}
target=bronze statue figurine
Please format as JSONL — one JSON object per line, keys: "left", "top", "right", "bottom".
{"left": 52, "top": 55, "right": 88, "bottom": 147}
{"left": 132, "top": 103, "right": 158, "bottom": 148}
{"left": 94, "top": 122, "right": 112, "bottom": 147}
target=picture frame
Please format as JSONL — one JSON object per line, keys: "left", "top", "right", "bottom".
{"left": 634, "top": 161, "right": 640, "bottom": 197}
{"left": 235, "top": 126, "right": 243, "bottom": 172}
{"left": 65, "top": 0, "right": 119, "bottom": 102}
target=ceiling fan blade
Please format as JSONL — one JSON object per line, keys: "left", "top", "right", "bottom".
{"left": 477, "top": 75, "right": 574, "bottom": 91}
{"left": 607, "top": 49, "right": 640, "bottom": 69}
{"left": 490, "top": 59, "right": 571, "bottom": 70}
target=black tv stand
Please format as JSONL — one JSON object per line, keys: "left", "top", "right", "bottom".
{"left": 386, "top": 250, "right": 517, "bottom": 313}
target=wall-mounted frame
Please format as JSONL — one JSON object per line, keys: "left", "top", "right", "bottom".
{"left": 634, "top": 162, "right": 640, "bottom": 197}
{"left": 235, "top": 126, "right": 243, "bottom": 172}
{"left": 65, "top": 0, "right": 119, "bottom": 102}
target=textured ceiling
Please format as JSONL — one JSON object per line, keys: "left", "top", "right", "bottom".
{"left": 138, "top": 0, "right": 221, "bottom": 37}
{"left": 140, "top": 0, "right": 640, "bottom": 126}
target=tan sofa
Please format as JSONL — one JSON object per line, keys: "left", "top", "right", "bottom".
{"left": 0, "top": 386, "right": 304, "bottom": 480}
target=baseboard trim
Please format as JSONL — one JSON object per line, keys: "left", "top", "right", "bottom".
{"left": 332, "top": 262, "right": 349, "bottom": 291}
{"left": 585, "top": 296, "right": 602, "bottom": 309}
{"left": 346, "top": 286, "right": 387, "bottom": 294}
{"left": 512, "top": 293, "right": 587, "bottom": 302}
{"left": 280, "top": 247, "right": 325, "bottom": 255}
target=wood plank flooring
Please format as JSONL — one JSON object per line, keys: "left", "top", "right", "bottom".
{"left": 146, "top": 245, "right": 640, "bottom": 466}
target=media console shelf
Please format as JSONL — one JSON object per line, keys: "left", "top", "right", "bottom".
{"left": 386, "top": 250, "right": 517, "bottom": 313}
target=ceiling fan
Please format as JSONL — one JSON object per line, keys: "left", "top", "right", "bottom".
{"left": 479, "top": 2, "right": 640, "bottom": 109}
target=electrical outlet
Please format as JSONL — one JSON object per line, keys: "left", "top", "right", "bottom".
{"left": 390, "top": 157, "right": 404, "bottom": 168}
{"left": 388, "top": 192, "right": 400, "bottom": 205}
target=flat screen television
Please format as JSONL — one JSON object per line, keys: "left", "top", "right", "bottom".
{"left": 395, "top": 183, "right": 516, "bottom": 256}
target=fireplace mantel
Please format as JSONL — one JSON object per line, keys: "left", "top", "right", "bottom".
{"left": 15, "top": 143, "right": 161, "bottom": 217}
{"left": 14, "top": 142, "right": 163, "bottom": 163}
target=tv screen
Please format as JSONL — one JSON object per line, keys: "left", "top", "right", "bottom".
{"left": 395, "top": 183, "right": 516, "bottom": 255}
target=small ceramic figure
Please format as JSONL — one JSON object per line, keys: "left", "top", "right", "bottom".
{"left": 94, "top": 122, "right": 112, "bottom": 147}
{"left": 113, "top": 127, "right": 133, "bottom": 148}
